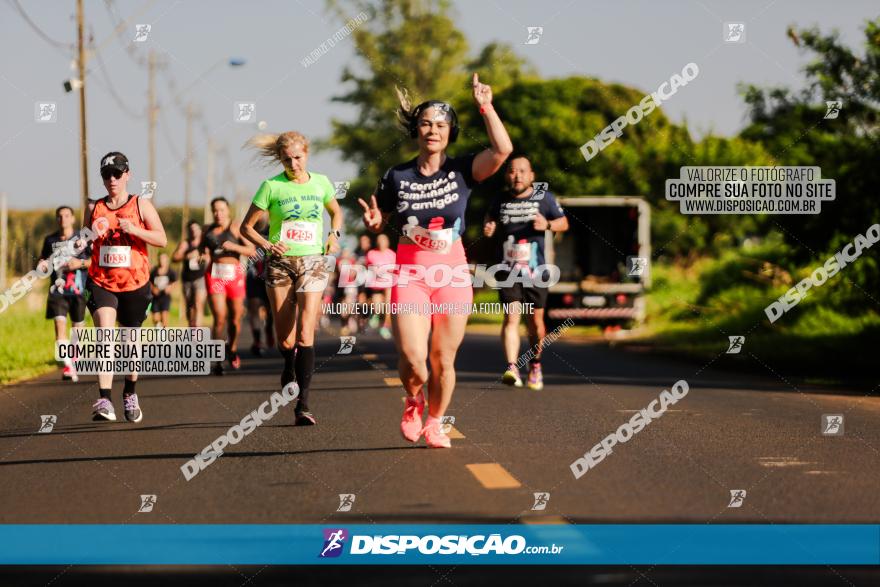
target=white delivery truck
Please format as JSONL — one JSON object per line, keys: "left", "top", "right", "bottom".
{"left": 544, "top": 196, "right": 651, "bottom": 329}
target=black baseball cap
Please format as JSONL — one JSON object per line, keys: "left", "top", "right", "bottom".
{"left": 100, "top": 152, "right": 129, "bottom": 173}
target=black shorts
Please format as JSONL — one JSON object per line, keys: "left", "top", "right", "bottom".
{"left": 151, "top": 293, "right": 172, "bottom": 313}
{"left": 499, "top": 283, "right": 549, "bottom": 309}
{"left": 245, "top": 273, "right": 269, "bottom": 302}
{"left": 86, "top": 280, "right": 152, "bottom": 327}
{"left": 46, "top": 294, "right": 86, "bottom": 322}
{"left": 497, "top": 270, "right": 550, "bottom": 309}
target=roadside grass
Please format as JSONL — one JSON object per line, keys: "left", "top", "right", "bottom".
{"left": 0, "top": 283, "right": 194, "bottom": 386}
{"left": 623, "top": 254, "right": 879, "bottom": 383}
{"left": 1, "top": 301, "right": 62, "bottom": 385}
{"left": 468, "top": 288, "right": 505, "bottom": 324}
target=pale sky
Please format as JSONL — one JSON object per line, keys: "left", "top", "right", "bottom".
{"left": 1, "top": 0, "right": 875, "bottom": 210}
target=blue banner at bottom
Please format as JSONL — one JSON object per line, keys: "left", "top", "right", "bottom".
{"left": 1, "top": 525, "right": 877, "bottom": 565}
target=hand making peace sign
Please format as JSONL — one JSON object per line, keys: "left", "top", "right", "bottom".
{"left": 358, "top": 195, "right": 384, "bottom": 232}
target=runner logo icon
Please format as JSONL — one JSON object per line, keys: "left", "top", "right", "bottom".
{"left": 333, "top": 181, "right": 350, "bottom": 199}
{"left": 628, "top": 257, "right": 648, "bottom": 277}
{"left": 36, "top": 102, "right": 57, "bottom": 123}
{"left": 726, "top": 336, "right": 745, "bottom": 354}
{"left": 138, "top": 494, "right": 157, "bottom": 513}
{"left": 337, "top": 336, "right": 356, "bottom": 355}
{"left": 727, "top": 490, "right": 746, "bottom": 508}
{"left": 319, "top": 528, "right": 348, "bottom": 558}
{"left": 430, "top": 102, "right": 451, "bottom": 123}
{"left": 440, "top": 415, "right": 455, "bottom": 434}
{"left": 524, "top": 26, "right": 543, "bottom": 45}
{"left": 38, "top": 415, "right": 57, "bottom": 433}
{"left": 531, "top": 492, "right": 550, "bottom": 511}
{"left": 822, "top": 414, "right": 844, "bottom": 436}
{"left": 140, "top": 181, "right": 157, "bottom": 199}
{"left": 825, "top": 100, "right": 842, "bottom": 119}
{"left": 724, "top": 23, "right": 745, "bottom": 43}
{"left": 235, "top": 102, "right": 256, "bottom": 122}
{"left": 337, "top": 494, "right": 356, "bottom": 512}
{"left": 134, "top": 24, "right": 151, "bottom": 42}
{"left": 531, "top": 182, "right": 548, "bottom": 200}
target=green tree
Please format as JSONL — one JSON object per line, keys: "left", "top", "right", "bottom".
{"left": 741, "top": 19, "right": 880, "bottom": 257}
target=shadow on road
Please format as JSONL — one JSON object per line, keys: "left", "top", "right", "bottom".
{"left": 0, "top": 445, "right": 417, "bottom": 468}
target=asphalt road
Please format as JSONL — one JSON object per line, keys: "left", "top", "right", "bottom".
{"left": 1, "top": 326, "right": 878, "bottom": 527}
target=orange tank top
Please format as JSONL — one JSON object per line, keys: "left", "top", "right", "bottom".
{"left": 88, "top": 195, "right": 151, "bottom": 292}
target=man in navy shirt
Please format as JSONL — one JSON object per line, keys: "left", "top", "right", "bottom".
{"left": 484, "top": 155, "right": 568, "bottom": 390}
{"left": 38, "top": 206, "right": 92, "bottom": 382}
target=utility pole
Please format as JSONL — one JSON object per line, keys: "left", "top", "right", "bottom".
{"left": 215, "top": 147, "right": 241, "bottom": 222}
{"left": 147, "top": 50, "right": 157, "bottom": 186}
{"left": 204, "top": 137, "right": 214, "bottom": 224}
{"left": 182, "top": 103, "right": 195, "bottom": 240}
{"left": 0, "top": 193, "right": 7, "bottom": 290}
{"left": 235, "top": 187, "right": 244, "bottom": 221}
{"left": 76, "top": 0, "right": 89, "bottom": 216}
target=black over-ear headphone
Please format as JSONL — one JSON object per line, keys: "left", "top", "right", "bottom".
{"left": 408, "top": 100, "right": 459, "bottom": 143}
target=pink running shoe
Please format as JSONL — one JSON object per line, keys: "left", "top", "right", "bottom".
{"left": 421, "top": 415, "right": 451, "bottom": 449}
{"left": 527, "top": 362, "right": 544, "bottom": 391}
{"left": 62, "top": 363, "right": 79, "bottom": 382}
{"left": 400, "top": 391, "right": 425, "bottom": 442}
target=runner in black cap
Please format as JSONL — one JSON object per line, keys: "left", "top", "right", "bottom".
{"left": 85, "top": 151, "right": 167, "bottom": 422}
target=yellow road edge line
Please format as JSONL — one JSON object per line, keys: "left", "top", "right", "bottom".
{"left": 447, "top": 426, "right": 465, "bottom": 439}
{"left": 466, "top": 463, "right": 521, "bottom": 489}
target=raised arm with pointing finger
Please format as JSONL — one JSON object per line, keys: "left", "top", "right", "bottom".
{"left": 357, "top": 73, "right": 513, "bottom": 449}
{"left": 471, "top": 72, "right": 514, "bottom": 182}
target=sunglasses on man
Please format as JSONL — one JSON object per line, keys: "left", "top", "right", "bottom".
{"left": 101, "top": 168, "right": 127, "bottom": 180}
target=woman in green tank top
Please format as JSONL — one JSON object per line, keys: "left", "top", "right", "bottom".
{"left": 241, "top": 131, "right": 343, "bottom": 426}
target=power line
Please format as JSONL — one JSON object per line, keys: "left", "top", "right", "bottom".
{"left": 159, "top": 67, "right": 188, "bottom": 114}
{"left": 9, "top": 0, "right": 144, "bottom": 120}
{"left": 88, "top": 30, "right": 145, "bottom": 119}
{"left": 158, "top": 105, "right": 183, "bottom": 161}
{"left": 7, "top": 0, "right": 73, "bottom": 52}
{"left": 100, "top": 0, "right": 153, "bottom": 67}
